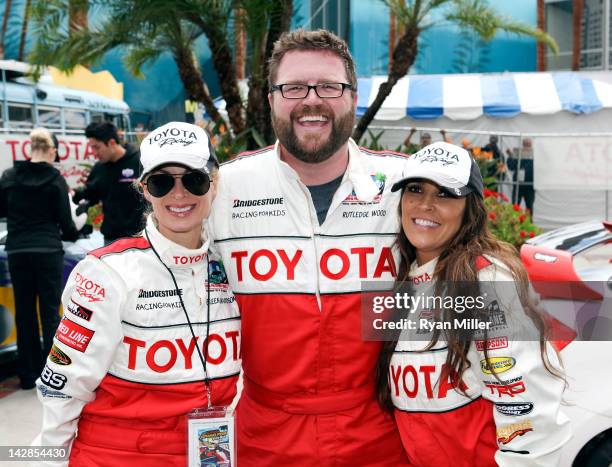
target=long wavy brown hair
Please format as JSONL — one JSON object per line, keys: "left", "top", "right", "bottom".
{"left": 375, "top": 191, "right": 563, "bottom": 411}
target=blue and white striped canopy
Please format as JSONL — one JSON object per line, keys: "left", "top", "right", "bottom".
{"left": 356, "top": 72, "right": 612, "bottom": 121}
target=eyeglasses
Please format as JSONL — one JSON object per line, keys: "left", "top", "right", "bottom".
{"left": 269, "top": 83, "right": 353, "bottom": 99}
{"left": 144, "top": 171, "right": 211, "bottom": 198}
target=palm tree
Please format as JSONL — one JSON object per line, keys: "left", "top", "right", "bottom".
{"left": 18, "top": 0, "right": 31, "bottom": 61}
{"left": 29, "top": 0, "right": 225, "bottom": 128}
{"left": 537, "top": 0, "right": 545, "bottom": 71}
{"left": 0, "top": 0, "right": 14, "bottom": 59}
{"left": 68, "top": 0, "right": 87, "bottom": 32}
{"left": 389, "top": 9, "right": 397, "bottom": 72}
{"left": 260, "top": 0, "right": 292, "bottom": 143}
{"left": 176, "top": 0, "right": 245, "bottom": 136}
{"left": 234, "top": 8, "right": 246, "bottom": 81}
{"left": 123, "top": 16, "right": 225, "bottom": 127}
{"left": 238, "top": 0, "right": 292, "bottom": 145}
{"left": 352, "top": 0, "right": 559, "bottom": 143}
{"left": 572, "top": 0, "right": 583, "bottom": 71}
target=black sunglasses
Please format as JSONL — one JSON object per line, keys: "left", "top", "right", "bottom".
{"left": 144, "top": 171, "right": 211, "bottom": 198}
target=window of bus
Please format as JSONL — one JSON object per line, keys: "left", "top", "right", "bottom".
{"left": 90, "top": 112, "right": 105, "bottom": 124}
{"left": 64, "top": 109, "right": 87, "bottom": 130}
{"left": 113, "top": 114, "right": 128, "bottom": 130}
{"left": 8, "top": 104, "right": 33, "bottom": 129}
{"left": 114, "top": 114, "right": 133, "bottom": 142}
{"left": 37, "top": 106, "right": 62, "bottom": 129}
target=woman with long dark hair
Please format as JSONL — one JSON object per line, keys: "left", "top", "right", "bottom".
{"left": 376, "top": 142, "right": 571, "bottom": 466}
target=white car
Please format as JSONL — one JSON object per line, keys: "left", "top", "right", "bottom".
{"left": 521, "top": 221, "right": 612, "bottom": 466}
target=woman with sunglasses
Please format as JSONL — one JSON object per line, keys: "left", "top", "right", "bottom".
{"left": 33, "top": 122, "right": 241, "bottom": 466}
{"left": 375, "top": 142, "right": 571, "bottom": 466}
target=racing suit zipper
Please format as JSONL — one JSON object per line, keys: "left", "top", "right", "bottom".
{"left": 194, "top": 266, "right": 212, "bottom": 404}
{"left": 193, "top": 269, "right": 202, "bottom": 307}
{"left": 298, "top": 181, "right": 322, "bottom": 311}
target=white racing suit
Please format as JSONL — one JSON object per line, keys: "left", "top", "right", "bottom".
{"left": 390, "top": 256, "right": 572, "bottom": 466}
{"left": 210, "top": 140, "right": 409, "bottom": 465}
{"left": 32, "top": 216, "right": 241, "bottom": 466}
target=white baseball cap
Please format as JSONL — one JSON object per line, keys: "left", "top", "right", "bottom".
{"left": 139, "top": 122, "right": 218, "bottom": 179}
{"left": 391, "top": 141, "right": 484, "bottom": 197}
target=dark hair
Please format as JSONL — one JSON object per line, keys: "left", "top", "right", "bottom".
{"left": 375, "top": 192, "right": 562, "bottom": 411}
{"left": 51, "top": 133, "right": 60, "bottom": 162}
{"left": 85, "top": 121, "right": 120, "bottom": 144}
{"left": 268, "top": 29, "right": 357, "bottom": 91}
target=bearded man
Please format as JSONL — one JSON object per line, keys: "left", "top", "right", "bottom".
{"left": 210, "top": 29, "right": 408, "bottom": 466}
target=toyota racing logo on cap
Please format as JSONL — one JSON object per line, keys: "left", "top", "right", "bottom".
{"left": 147, "top": 126, "right": 199, "bottom": 148}
{"left": 414, "top": 145, "right": 460, "bottom": 166}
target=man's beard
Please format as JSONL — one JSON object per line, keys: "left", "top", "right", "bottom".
{"left": 271, "top": 103, "right": 355, "bottom": 164}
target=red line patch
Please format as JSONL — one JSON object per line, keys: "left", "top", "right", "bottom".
{"left": 55, "top": 317, "right": 94, "bottom": 352}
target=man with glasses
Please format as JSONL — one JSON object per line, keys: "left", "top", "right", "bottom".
{"left": 210, "top": 29, "right": 407, "bottom": 465}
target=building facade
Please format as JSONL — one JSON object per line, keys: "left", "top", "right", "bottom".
{"left": 545, "top": 0, "right": 612, "bottom": 71}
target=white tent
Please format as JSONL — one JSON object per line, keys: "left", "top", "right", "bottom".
{"left": 359, "top": 72, "right": 612, "bottom": 230}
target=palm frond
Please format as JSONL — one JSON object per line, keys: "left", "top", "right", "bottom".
{"left": 445, "top": 0, "right": 558, "bottom": 53}
{"left": 123, "top": 45, "right": 163, "bottom": 78}
{"left": 385, "top": 0, "right": 417, "bottom": 29}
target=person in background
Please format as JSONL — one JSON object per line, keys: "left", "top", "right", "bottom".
{"left": 0, "top": 128, "right": 80, "bottom": 389}
{"left": 376, "top": 142, "right": 570, "bottom": 466}
{"left": 506, "top": 137, "right": 535, "bottom": 213}
{"left": 404, "top": 128, "right": 432, "bottom": 153}
{"left": 482, "top": 135, "right": 502, "bottom": 163}
{"left": 73, "top": 122, "right": 145, "bottom": 245}
{"left": 480, "top": 135, "right": 508, "bottom": 193}
{"left": 405, "top": 128, "right": 453, "bottom": 153}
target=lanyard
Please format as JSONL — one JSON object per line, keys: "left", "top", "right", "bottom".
{"left": 145, "top": 229, "right": 212, "bottom": 406}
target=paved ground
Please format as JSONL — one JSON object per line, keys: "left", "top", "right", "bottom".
{"left": 0, "top": 377, "right": 40, "bottom": 466}
{"left": 0, "top": 373, "right": 243, "bottom": 466}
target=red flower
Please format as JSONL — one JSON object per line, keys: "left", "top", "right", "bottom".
{"left": 520, "top": 230, "right": 527, "bottom": 238}
{"left": 529, "top": 232, "right": 535, "bottom": 238}
{"left": 500, "top": 193, "right": 509, "bottom": 202}
{"left": 93, "top": 214, "right": 104, "bottom": 225}
{"left": 488, "top": 212, "right": 497, "bottom": 221}
{"left": 513, "top": 204, "right": 521, "bottom": 212}
{"left": 483, "top": 188, "right": 492, "bottom": 198}
{"left": 518, "top": 214, "right": 526, "bottom": 223}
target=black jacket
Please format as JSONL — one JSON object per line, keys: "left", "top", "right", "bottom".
{"left": 73, "top": 144, "right": 146, "bottom": 241}
{"left": 0, "top": 161, "right": 79, "bottom": 253}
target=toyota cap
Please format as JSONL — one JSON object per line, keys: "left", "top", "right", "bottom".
{"left": 391, "top": 141, "right": 484, "bottom": 197}
{"left": 140, "top": 122, "right": 218, "bottom": 179}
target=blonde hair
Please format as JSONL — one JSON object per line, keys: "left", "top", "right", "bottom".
{"left": 30, "top": 128, "right": 54, "bottom": 152}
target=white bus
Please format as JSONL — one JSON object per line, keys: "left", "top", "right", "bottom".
{"left": 0, "top": 60, "right": 131, "bottom": 188}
